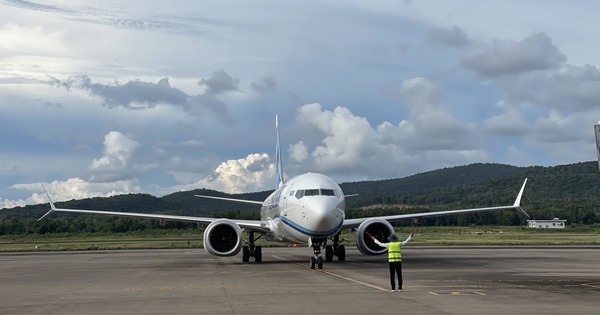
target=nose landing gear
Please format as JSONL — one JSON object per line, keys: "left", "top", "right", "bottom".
{"left": 310, "top": 256, "right": 324, "bottom": 269}
{"left": 309, "top": 237, "right": 326, "bottom": 269}
{"left": 309, "top": 234, "right": 346, "bottom": 269}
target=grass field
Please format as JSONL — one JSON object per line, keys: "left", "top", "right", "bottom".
{"left": 1, "top": 226, "right": 599, "bottom": 252}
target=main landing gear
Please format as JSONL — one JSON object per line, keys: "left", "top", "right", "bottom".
{"left": 242, "top": 231, "right": 263, "bottom": 263}
{"left": 325, "top": 233, "right": 346, "bottom": 263}
{"left": 309, "top": 234, "right": 346, "bottom": 270}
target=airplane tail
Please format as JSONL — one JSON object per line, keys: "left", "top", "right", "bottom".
{"left": 275, "top": 115, "right": 284, "bottom": 188}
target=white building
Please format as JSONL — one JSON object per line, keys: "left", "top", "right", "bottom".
{"left": 527, "top": 218, "right": 567, "bottom": 229}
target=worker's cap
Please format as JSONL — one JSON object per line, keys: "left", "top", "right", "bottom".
{"left": 388, "top": 234, "right": 398, "bottom": 242}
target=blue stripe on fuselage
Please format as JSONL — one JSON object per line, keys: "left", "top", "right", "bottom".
{"left": 280, "top": 216, "right": 342, "bottom": 238}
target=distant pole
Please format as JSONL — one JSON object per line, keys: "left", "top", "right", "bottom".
{"left": 595, "top": 124, "right": 600, "bottom": 172}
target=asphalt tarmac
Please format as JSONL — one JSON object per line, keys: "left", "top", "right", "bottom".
{"left": 1, "top": 246, "right": 598, "bottom": 314}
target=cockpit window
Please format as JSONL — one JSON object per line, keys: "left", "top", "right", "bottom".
{"left": 304, "top": 189, "right": 320, "bottom": 196}
{"left": 321, "top": 189, "right": 335, "bottom": 196}
{"left": 294, "top": 188, "right": 337, "bottom": 199}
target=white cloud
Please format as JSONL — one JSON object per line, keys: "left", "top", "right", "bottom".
{"left": 291, "top": 88, "right": 486, "bottom": 179}
{"left": 5, "top": 178, "right": 141, "bottom": 208}
{"left": 90, "top": 131, "right": 145, "bottom": 182}
{"left": 289, "top": 141, "right": 308, "bottom": 162}
{"left": 298, "top": 104, "right": 378, "bottom": 172}
{"left": 193, "top": 153, "right": 275, "bottom": 193}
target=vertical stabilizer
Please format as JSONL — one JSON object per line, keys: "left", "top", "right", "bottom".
{"left": 275, "top": 115, "right": 284, "bottom": 188}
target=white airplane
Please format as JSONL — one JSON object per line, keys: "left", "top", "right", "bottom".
{"left": 40, "top": 115, "right": 529, "bottom": 269}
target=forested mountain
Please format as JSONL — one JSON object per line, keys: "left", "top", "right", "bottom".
{"left": 2, "top": 161, "right": 599, "bottom": 234}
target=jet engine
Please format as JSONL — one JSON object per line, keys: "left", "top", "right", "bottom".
{"left": 203, "top": 219, "right": 243, "bottom": 257}
{"left": 355, "top": 218, "right": 395, "bottom": 255}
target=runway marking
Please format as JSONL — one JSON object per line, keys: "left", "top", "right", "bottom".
{"left": 271, "top": 255, "right": 388, "bottom": 292}
{"left": 428, "top": 291, "right": 486, "bottom": 296}
{"left": 582, "top": 282, "right": 600, "bottom": 289}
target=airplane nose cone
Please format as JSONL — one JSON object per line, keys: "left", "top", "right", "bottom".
{"left": 303, "top": 198, "right": 344, "bottom": 237}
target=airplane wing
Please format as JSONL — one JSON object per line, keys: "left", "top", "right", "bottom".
{"left": 194, "top": 194, "right": 264, "bottom": 205}
{"left": 342, "top": 178, "right": 529, "bottom": 229}
{"left": 38, "top": 185, "right": 270, "bottom": 233}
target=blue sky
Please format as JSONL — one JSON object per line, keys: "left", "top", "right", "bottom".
{"left": 2, "top": 0, "right": 600, "bottom": 208}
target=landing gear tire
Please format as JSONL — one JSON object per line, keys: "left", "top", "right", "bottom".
{"left": 325, "top": 245, "right": 333, "bottom": 262}
{"left": 337, "top": 245, "right": 346, "bottom": 262}
{"left": 254, "top": 246, "right": 262, "bottom": 262}
{"left": 317, "top": 256, "right": 323, "bottom": 269}
{"left": 242, "top": 231, "right": 264, "bottom": 263}
{"left": 310, "top": 257, "right": 316, "bottom": 269}
{"left": 242, "top": 246, "right": 250, "bottom": 263}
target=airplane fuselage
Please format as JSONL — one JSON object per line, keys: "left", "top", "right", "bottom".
{"left": 260, "top": 172, "right": 345, "bottom": 244}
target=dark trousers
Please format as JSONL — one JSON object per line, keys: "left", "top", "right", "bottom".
{"left": 388, "top": 261, "right": 403, "bottom": 290}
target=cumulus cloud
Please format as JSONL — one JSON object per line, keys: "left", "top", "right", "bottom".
{"left": 5, "top": 178, "right": 141, "bottom": 208}
{"left": 289, "top": 141, "right": 309, "bottom": 162}
{"left": 457, "top": 32, "right": 600, "bottom": 150}
{"left": 194, "top": 153, "right": 275, "bottom": 193}
{"left": 299, "top": 104, "right": 379, "bottom": 172}
{"left": 530, "top": 110, "right": 583, "bottom": 143}
{"left": 89, "top": 131, "right": 156, "bottom": 182}
{"left": 428, "top": 25, "right": 470, "bottom": 47}
{"left": 292, "top": 86, "right": 484, "bottom": 179}
{"left": 461, "top": 32, "right": 566, "bottom": 77}
{"left": 396, "top": 77, "right": 472, "bottom": 149}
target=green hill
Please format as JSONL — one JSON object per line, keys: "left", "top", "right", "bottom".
{"left": 2, "top": 161, "right": 599, "bottom": 235}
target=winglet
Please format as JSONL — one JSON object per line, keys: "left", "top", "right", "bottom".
{"left": 38, "top": 184, "right": 56, "bottom": 221}
{"left": 513, "top": 178, "right": 530, "bottom": 218}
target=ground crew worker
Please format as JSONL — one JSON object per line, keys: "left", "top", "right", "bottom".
{"left": 371, "top": 230, "right": 416, "bottom": 292}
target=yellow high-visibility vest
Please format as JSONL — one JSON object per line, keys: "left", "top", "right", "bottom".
{"left": 388, "top": 242, "right": 402, "bottom": 262}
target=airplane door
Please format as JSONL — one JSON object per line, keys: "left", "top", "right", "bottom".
{"left": 282, "top": 185, "right": 293, "bottom": 217}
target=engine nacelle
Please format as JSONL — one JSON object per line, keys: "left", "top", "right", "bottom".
{"left": 203, "top": 219, "right": 243, "bottom": 257}
{"left": 355, "top": 218, "right": 395, "bottom": 255}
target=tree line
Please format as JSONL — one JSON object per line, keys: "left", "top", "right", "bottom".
{"left": 2, "top": 161, "right": 599, "bottom": 235}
